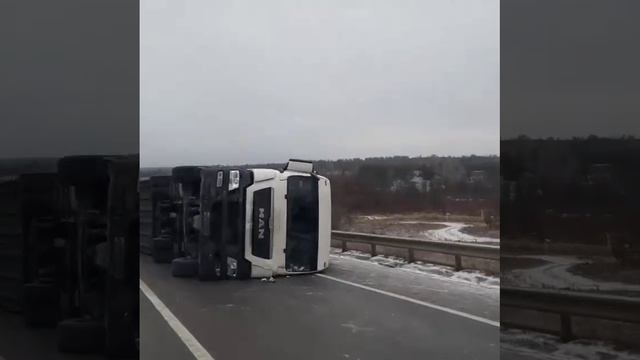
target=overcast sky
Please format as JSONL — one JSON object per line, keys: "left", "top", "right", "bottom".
{"left": 501, "top": 0, "right": 640, "bottom": 139}
{"left": 1, "top": 0, "right": 138, "bottom": 159}
{"left": 141, "top": 0, "right": 499, "bottom": 167}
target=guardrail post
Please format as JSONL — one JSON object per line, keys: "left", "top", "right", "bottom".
{"left": 371, "top": 244, "right": 377, "bottom": 257}
{"left": 341, "top": 240, "right": 347, "bottom": 252}
{"left": 560, "top": 315, "right": 573, "bottom": 342}
{"left": 454, "top": 255, "right": 462, "bottom": 271}
{"left": 408, "top": 249, "right": 415, "bottom": 263}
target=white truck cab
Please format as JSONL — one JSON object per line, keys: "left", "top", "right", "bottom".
{"left": 197, "top": 160, "right": 331, "bottom": 280}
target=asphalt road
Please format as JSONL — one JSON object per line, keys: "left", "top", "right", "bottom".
{"left": 140, "top": 254, "right": 499, "bottom": 360}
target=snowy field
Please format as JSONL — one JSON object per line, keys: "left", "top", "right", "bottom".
{"left": 421, "top": 221, "right": 499, "bottom": 244}
{"left": 502, "top": 329, "right": 640, "bottom": 360}
{"left": 344, "top": 214, "right": 499, "bottom": 244}
{"left": 502, "top": 255, "right": 640, "bottom": 295}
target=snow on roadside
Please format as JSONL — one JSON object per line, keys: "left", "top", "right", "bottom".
{"left": 402, "top": 261, "right": 500, "bottom": 288}
{"left": 501, "top": 329, "right": 640, "bottom": 360}
{"left": 330, "top": 248, "right": 499, "bottom": 289}
{"left": 502, "top": 255, "right": 640, "bottom": 293}
{"left": 359, "top": 215, "right": 391, "bottom": 220}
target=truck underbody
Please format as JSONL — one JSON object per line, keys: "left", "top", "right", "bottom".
{"left": 0, "top": 155, "right": 140, "bottom": 356}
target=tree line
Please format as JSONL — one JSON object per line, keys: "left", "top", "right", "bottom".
{"left": 501, "top": 136, "right": 640, "bottom": 244}
{"left": 141, "top": 155, "right": 501, "bottom": 225}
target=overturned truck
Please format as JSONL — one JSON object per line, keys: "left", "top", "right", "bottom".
{"left": 0, "top": 155, "right": 139, "bottom": 356}
{"left": 145, "top": 160, "right": 331, "bottom": 280}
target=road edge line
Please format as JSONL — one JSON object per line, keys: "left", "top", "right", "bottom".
{"left": 316, "top": 273, "right": 499, "bottom": 327}
{"left": 140, "top": 279, "right": 216, "bottom": 360}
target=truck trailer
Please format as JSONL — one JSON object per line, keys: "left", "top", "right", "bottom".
{"left": 0, "top": 155, "right": 139, "bottom": 356}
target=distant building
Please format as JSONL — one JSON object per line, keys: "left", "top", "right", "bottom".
{"left": 410, "top": 171, "right": 428, "bottom": 193}
{"left": 469, "top": 170, "right": 486, "bottom": 184}
{"left": 440, "top": 160, "right": 466, "bottom": 183}
{"left": 431, "top": 174, "right": 446, "bottom": 191}
{"left": 390, "top": 179, "right": 408, "bottom": 192}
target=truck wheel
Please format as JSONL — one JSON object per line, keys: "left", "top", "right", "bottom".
{"left": 171, "top": 257, "right": 198, "bottom": 277}
{"left": 152, "top": 237, "right": 173, "bottom": 263}
{"left": 57, "top": 318, "right": 105, "bottom": 353}
{"left": 57, "top": 155, "right": 110, "bottom": 186}
{"left": 23, "top": 283, "right": 59, "bottom": 327}
{"left": 171, "top": 166, "right": 202, "bottom": 184}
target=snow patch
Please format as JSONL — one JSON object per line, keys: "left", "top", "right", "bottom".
{"left": 340, "top": 321, "right": 373, "bottom": 333}
{"left": 330, "top": 250, "right": 499, "bottom": 289}
{"left": 503, "top": 255, "right": 640, "bottom": 293}
{"left": 423, "top": 222, "right": 499, "bottom": 244}
{"left": 358, "top": 215, "right": 391, "bottom": 220}
{"left": 502, "top": 329, "right": 640, "bottom": 360}
{"left": 403, "top": 261, "right": 500, "bottom": 288}
{"left": 331, "top": 248, "right": 372, "bottom": 260}
{"left": 370, "top": 255, "right": 407, "bottom": 268}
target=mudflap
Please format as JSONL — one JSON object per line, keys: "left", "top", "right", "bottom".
{"left": 197, "top": 242, "right": 225, "bottom": 281}
{"left": 233, "top": 256, "right": 252, "bottom": 280}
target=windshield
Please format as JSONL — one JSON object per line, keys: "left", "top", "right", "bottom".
{"left": 285, "top": 176, "right": 319, "bottom": 272}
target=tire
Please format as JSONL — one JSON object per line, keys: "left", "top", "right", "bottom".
{"left": 23, "top": 283, "right": 59, "bottom": 327}
{"left": 57, "top": 318, "right": 105, "bottom": 353}
{"left": 151, "top": 236, "right": 173, "bottom": 263}
{"left": 57, "top": 155, "right": 110, "bottom": 186}
{"left": 171, "top": 257, "right": 198, "bottom": 277}
{"left": 171, "top": 166, "right": 202, "bottom": 184}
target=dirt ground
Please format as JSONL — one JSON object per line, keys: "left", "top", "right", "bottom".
{"left": 569, "top": 261, "right": 640, "bottom": 286}
{"left": 459, "top": 224, "right": 500, "bottom": 239}
{"left": 501, "top": 256, "right": 551, "bottom": 273}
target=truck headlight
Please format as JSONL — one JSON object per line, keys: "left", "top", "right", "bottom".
{"left": 229, "top": 170, "right": 240, "bottom": 191}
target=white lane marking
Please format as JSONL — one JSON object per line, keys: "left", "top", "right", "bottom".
{"left": 140, "top": 280, "right": 215, "bottom": 360}
{"left": 315, "top": 273, "right": 499, "bottom": 327}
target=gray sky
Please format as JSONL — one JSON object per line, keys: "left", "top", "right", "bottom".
{"left": 141, "top": 0, "right": 499, "bottom": 167}
{"left": 1, "top": 0, "right": 139, "bottom": 159}
{"left": 501, "top": 0, "right": 640, "bottom": 139}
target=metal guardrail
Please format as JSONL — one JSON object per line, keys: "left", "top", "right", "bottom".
{"left": 501, "top": 286, "right": 640, "bottom": 342}
{"left": 331, "top": 230, "right": 499, "bottom": 270}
